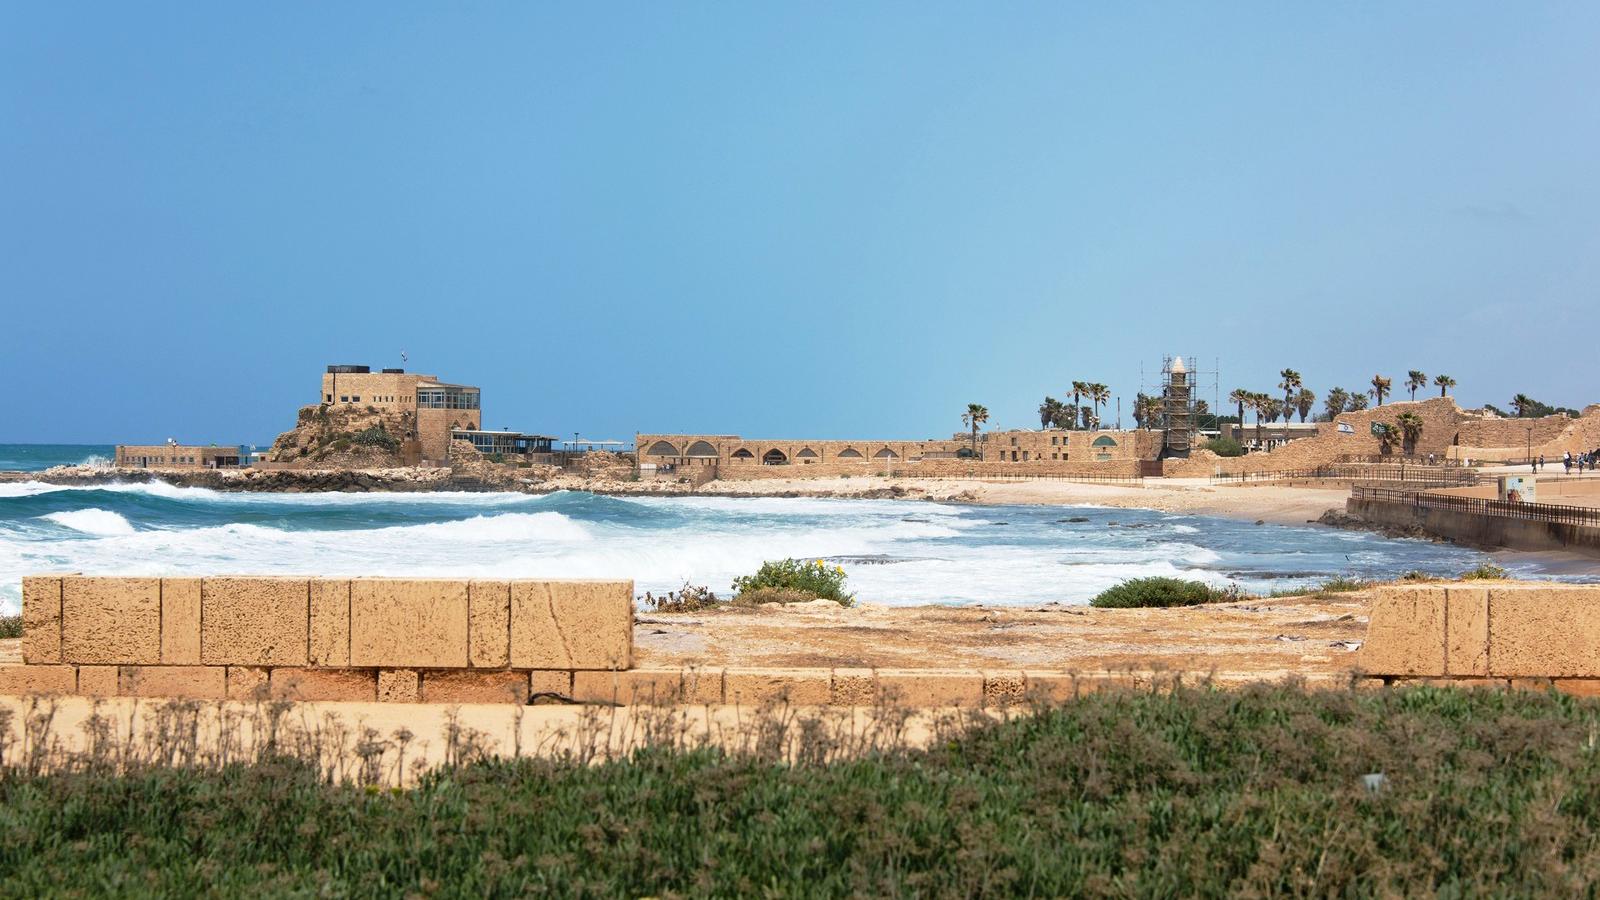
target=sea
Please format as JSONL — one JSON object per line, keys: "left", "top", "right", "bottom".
{"left": 0, "top": 443, "right": 1584, "bottom": 614}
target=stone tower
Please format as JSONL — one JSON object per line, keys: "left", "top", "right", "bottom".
{"left": 1161, "top": 356, "right": 1194, "bottom": 458}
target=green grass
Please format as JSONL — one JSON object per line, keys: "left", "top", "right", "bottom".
{"left": 1267, "top": 576, "right": 1373, "bottom": 599}
{"left": 8, "top": 684, "right": 1600, "bottom": 894}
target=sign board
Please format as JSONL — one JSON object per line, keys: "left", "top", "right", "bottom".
{"left": 1498, "top": 475, "right": 1536, "bottom": 503}
{"left": 1370, "top": 422, "right": 1390, "bottom": 436}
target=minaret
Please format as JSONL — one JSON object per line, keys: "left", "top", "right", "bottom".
{"left": 1162, "top": 356, "right": 1193, "bottom": 457}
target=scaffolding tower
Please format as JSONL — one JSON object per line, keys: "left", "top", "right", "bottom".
{"left": 1136, "top": 355, "right": 1219, "bottom": 459}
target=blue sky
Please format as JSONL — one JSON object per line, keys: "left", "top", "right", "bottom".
{"left": 4, "top": 3, "right": 1597, "bottom": 445}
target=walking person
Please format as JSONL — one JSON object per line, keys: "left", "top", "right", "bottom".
{"left": 1564, "top": 451, "right": 1573, "bottom": 474}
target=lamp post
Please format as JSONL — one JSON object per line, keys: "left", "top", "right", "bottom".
{"left": 1526, "top": 427, "right": 1534, "bottom": 471}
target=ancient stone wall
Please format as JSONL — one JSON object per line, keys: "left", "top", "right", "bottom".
{"left": 1361, "top": 583, "right": 1600, "bottom": 685}
{"left": 12, "top": 576, "right": 632, "bottom": 702}
{"left": 636, "top": 429, "right": 1158, "bottom": 480}
{"left": 1170, "top": 400, "right": 1600, "bottom": 475}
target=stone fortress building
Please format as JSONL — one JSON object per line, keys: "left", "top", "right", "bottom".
{"left": 320, "top": 364, "right": 482, "bottom": 463}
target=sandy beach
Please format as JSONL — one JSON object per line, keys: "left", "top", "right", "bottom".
{"left": 697, "top": 474, "right": 1351, "bottom": 526}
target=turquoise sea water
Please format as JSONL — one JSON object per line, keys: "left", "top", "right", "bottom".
{"left": 0, "top": 465, "right": 1584, "bottom": 614}
{"left": 0, "top": 443, "right": 115, "bottom": 471}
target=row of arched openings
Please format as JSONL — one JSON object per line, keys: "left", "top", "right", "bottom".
{"left": 642, "top": 441, "right": 902, "bottom": 465}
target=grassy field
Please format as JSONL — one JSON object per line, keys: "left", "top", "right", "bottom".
{"left": 2, "top": 683, "right": 1599, "bottom": 895}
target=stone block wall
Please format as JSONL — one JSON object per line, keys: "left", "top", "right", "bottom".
{"left": 12, "top": 576, "right": 632, "bottom": 703}
{"left": 1361, "top": 583, "right": 1600, "bottom": 686}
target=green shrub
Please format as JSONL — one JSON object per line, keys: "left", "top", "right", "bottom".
{"left": 1089, "top": 576, "right": 1235, "bottom": 608}
{"left": 0, "top": 615, "right": 19, "bottom": 639}
{"left": 733, "top": 587, "right": 823, "bottom": 606}
{"left": 1461, "top": 562, "right": 1509, "bottom": 580}
{"left": 732, "top": 558, "right": 855, "bottom": 607}
{"left": 1202, "top": 436, "right": 1246, "bottom": 457}
{"left": 352, "top": 426, "right": 400, "bottom": 452}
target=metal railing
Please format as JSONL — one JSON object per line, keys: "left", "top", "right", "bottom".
{"left": 1211, "top": 465, "right": 1480, "bottom": 487}
{"left": 1335, "top": 453, "right": 1467, "bottom": 467}
{"left": 1352, "top": 486, "right": 1600, "bottom": 528}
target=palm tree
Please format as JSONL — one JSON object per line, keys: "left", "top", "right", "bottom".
{"left": 1347, "top": 392, "right": 1369, "bottom": 412}
{"left": 1257, "top": 395, "right": 1281, "bottom": 446}
{"left": 1295, "top": 388, "right": 1315, "bottom": 422}
{"left": 1510, "top": 394, "right": 1535, "bottom": 418}
{"left": 1279, "top": 369, "right": 1302, "bottom": 425}
{"left": 1088, "top": 384, "right": 1110, "bottom": 430}
{"left": 1194, "top": 398, "right": 1210, "bottom": 430}
{"left": 1405, "top": 370, "right": 1427, "bottom": 401}
{"left": 1038, "top": 396, "right": 1061, "bottom": 430}
{"left": 1132, "top": 393, "right": 1148, "bottom": 430}
{"left": 1070, "top": 382, "right": 1088, "bottom": 430}
{"left": 1369, "top": 374, "right": 1392, "bottom": 406}
{"left": 1144, "top": 394, "right": 1165, "bottom": 430}
{"left": 1228, "top": 388, "right": 1251, "bottom": 441}
{"left": 1376, "top": 422, "right": 1401, "bottom": 456}
{"left": 1434, "top": 374, "right": 1456, "bottom": 397}
{"left": 1325, "top": 387, "right": 1349, "bottom": 421}
{"left": 962, "top": 403, "right": 989, "bottom": 458}
{"left": 1395, "top": 411, "right": 1424, "bottom": 455}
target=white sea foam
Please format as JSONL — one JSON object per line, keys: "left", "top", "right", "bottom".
{"left": 0, "top": 491, "right": 1505, "bottom": 615}
{"left": 39, "top": 509, "right": 136, "bottom": 536}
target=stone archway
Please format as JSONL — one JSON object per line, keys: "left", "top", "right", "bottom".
{"left": 685, "top": 440, "right": 719, "bottom": 458}
{"left": 762, "top": 448, "right": 789, "bottom": 465}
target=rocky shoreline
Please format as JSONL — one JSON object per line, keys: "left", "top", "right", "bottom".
{"left": 0, "top": 464, "right": 976, "bottom": 502}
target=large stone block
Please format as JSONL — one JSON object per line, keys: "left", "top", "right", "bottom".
{"left": 422, "top": 670, "right": 529, "bottom": 704}
{"left": 876, "top": 670, "right": 985, "bottom": 707}
{"left": 309, "top": 579, "right": 350, "bottom": 667}
{"left": 78, "top": 665, "right": 118, "bottom": 696}
{"left": 20, "top": 576, "right": 62, "bottom": 664}
{"left": 201, "top": 577, "right": 310, "bottom": 666}
{"left": 572, "top": 668, "right": 723, "bottom": 705}
{"left": 118, "top": 666, "right": 226, "bottom": 700}
{"left": 468, "top": 580, "right": 511, "bottom": 668}
{"left": 61, "top": 576, "right": 161, "bottom": 665}
{"left": 160, "top": 578, "right": 202, "bottom": 665}
{"left": 269, "top": 668, "right": 377, "bottom": 702}
{"left": 724, "top": 668, "right": 831, "bottom": 706}
{"left": 0, "top": 665, "right": 76, "bottom": 695}
{"left": 1488, "top": 584, "right": 1600, "bottom": 677}
{"left": 1444, "top": 586, "right": 1489, "bottom": 676}
{"left": 509, "top": 580, "right": 633, "bottom": 670}
{"left": 1359, "top": 586, "right": 1446, "bottom": 677}
{"left": 350, "top": 579, "right": 469, "bottom": 668}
